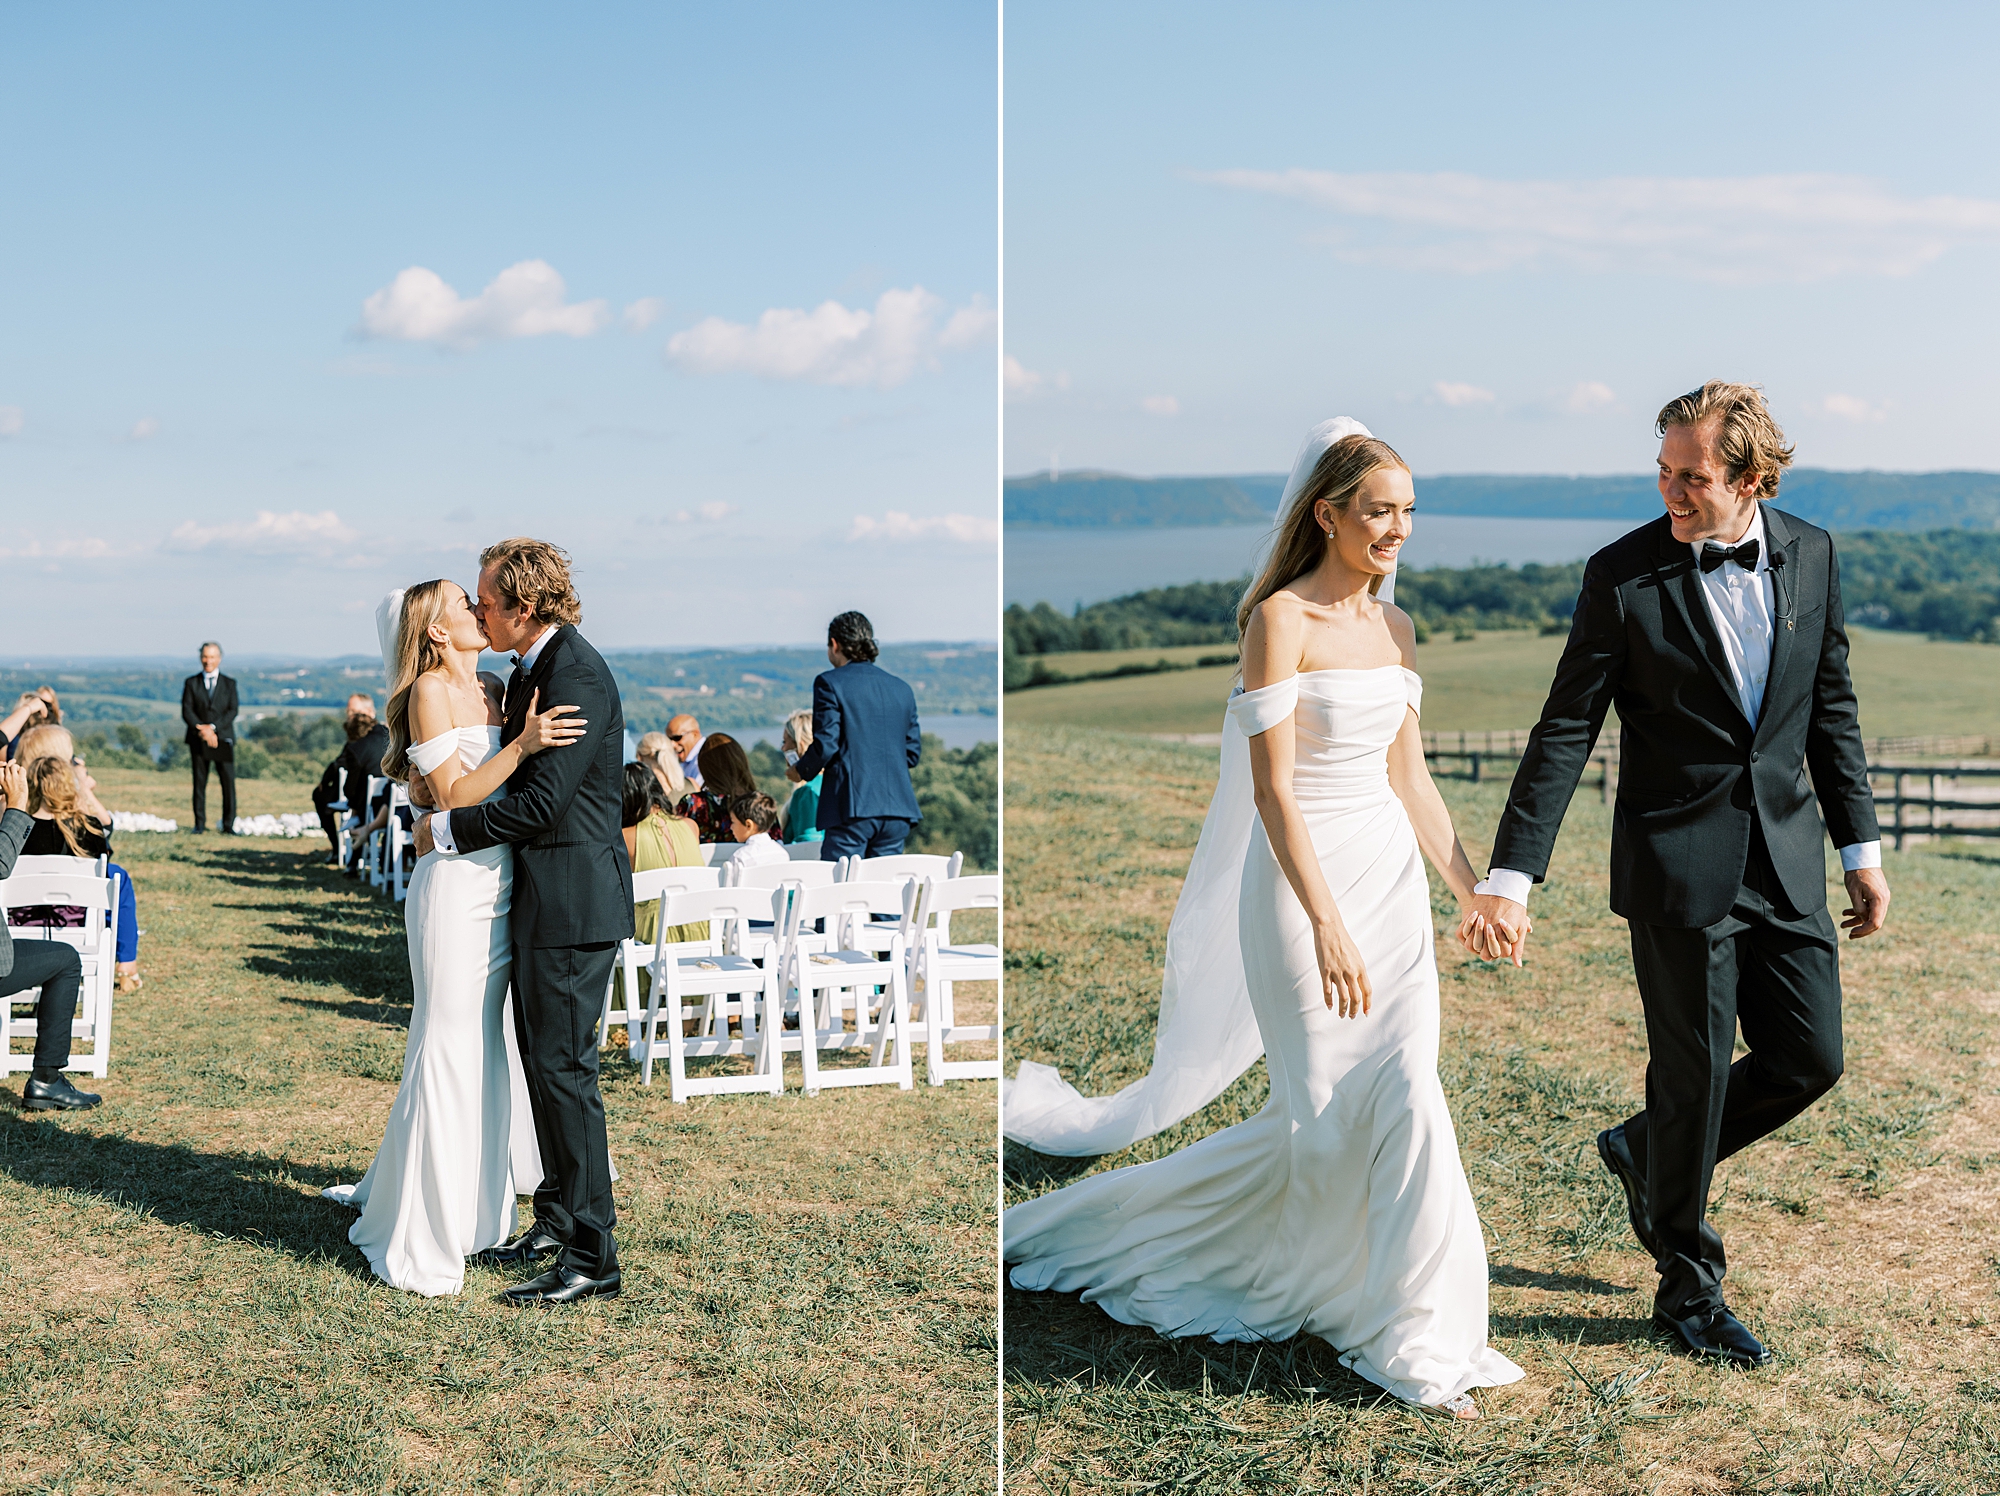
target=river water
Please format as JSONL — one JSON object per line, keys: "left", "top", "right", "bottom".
{"left": 622, "top": 712, "right": 995, "bottom": 763}
{"left": 1005, "top": 516, "right": 1642, "bottom": 610}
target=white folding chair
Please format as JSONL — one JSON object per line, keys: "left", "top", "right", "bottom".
{"left": 388, "top": 784, "right": 412, "bottom": 903}
{"left": 0, "top": 867, "right": 121, "bottom": 1079}
{"left": 842, "top": 852, "right": 966, "bottom": 944}
{"left": 906, "top": 875, "right": 1001, "bottom": 1085}
{"left": 363, "top": 775, "right": 389, "bottom": 890}
{"left": 700, "top": 841, "right": 743, "bottom": 868}
{"left": 599, "top": 865, "right": 723, "bottom": 1050}
{"left": 327, "top": 766, "right": 353, "bottom": 866}
{"left": 778, "top": 880, "right": 914, "bottom": 1095}
{"left": 636, "top": 886, "right": 785, "bottom": 1102}
{"left": 722, "top": 859, "right": 839, "bottom": 962}
{"left": 786, "top": 841, "right": 828, "bottom": 862}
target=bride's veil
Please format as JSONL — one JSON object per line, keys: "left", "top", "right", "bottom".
{"left": 375, "top": 589, "right": 407, "bottom": 684}
{"left": 1002, "top": 417, "right": 1386, "bottom": 1157}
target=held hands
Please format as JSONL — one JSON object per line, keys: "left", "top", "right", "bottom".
{"left": 0, "top": 761, "right": 25, "bottom": 812}
{"left": 1313, "top": 915, "right": 1372, "bottom": 1019}
{"left": 1841, "top": 867, "right": 1890, "bottom": 939}
{"left": 198, "top": 724, "right": 219, "bottom": 749}
{"left": 518, "top": 689, "right": 587, "bottom": 756}
{"left": 1459, "top": 893, "right": 1531, "bottom": 966}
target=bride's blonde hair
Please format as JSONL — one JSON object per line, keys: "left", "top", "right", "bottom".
{"left": 1236, "top": 434, "right": 1408, "bottom": 641}
{"left": 382, "top": 579, "right": 455, "bottom": 782}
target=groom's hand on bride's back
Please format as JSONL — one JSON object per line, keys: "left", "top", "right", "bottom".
{"left": 1459, "top": 893, "right": 1530, "bottom": 966}
{"left": 1841, "top": 868, "right": 1890, "bottom": 940}
{"left": 413, "top": 816, "right": 434, "bottom": 858}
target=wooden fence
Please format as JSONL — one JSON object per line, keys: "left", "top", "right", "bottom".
{"left": 1423, "top": 730, "right": 2000, "bottom": 839}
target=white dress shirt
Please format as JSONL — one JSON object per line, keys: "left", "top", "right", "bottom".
{"left": 430, "top": 625, "right": 559, "bottom": 856}
{"left": 1478, "top": 507, "right": 1880, "bottom": 907}
{"left": 202, "top": 671, "right": 218, "bottom": 693}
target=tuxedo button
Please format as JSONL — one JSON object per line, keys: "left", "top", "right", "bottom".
{"left": 1750, "top": 751, "right": 1760, "bottom": 763}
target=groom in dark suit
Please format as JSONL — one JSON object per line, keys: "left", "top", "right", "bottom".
{"left": 413, "top": 537, "right": 633, "bottom": 1303}
{"left": 1465, "top": 382, "right": 1891, "bottom": 1367}
{"left": 180, "top": 642, "right": 238, "bottom": 833}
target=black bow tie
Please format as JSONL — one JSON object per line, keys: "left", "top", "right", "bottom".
{"left": 1700, "top": 539, "right": 1760, "bottom": 574}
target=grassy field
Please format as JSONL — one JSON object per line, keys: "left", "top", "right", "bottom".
{"left": 1006, "top": 626, "right": 2000, "bottom": 739}
{"left": 1002, "top": 725, "right": 2000, "bottom": 1494}
{"left": 3, "top": 768, "right": 998, "bottom": 1495}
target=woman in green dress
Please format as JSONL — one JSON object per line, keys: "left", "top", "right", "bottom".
{"left": 620, "top": 763, "right": 709, "bottom": 1009}
{"left": 779, "top": 707, "right": 824, "bottom": 845}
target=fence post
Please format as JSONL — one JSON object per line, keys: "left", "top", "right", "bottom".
{"left": 1893, "top": 774, "right": 1907, "bottom": 852}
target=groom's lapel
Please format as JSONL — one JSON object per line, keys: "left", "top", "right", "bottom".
{"left": 1653, "top": 525, "right": 1753, "bottom": 734}
{"left": 1754, "top": 505, "right": 1804, "bottom": 744}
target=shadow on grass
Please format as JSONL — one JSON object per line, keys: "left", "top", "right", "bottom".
{"left": 1490, "top": 1310, "right": 1656, "bottom": 1346}
{"left": 1003, "top": 1283, "right": 1396, "bottom": 1407}
{"left": 1489, "top": 1263, "right": 1636, "bottom": 1297}
{"left": 0, "top": 1109, "right": 372, "bottom": 1274}
{"left": 1003, "top": 1140, "right": 1105, "bottom": 1195}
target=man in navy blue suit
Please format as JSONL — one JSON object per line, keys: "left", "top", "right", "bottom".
{"left": 792, "top": 611, "right": 922, "bottom": 862}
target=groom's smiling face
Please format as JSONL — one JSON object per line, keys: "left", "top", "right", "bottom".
{"left": 1658, "top": 419, "right": 1762, "bottom": 545}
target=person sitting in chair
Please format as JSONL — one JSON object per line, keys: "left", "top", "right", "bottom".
{"left": 313, "top": 694, "right": 390, "bottom": 869}
{"left": 0, "top": 762, "right": 99, "bottom": 1112}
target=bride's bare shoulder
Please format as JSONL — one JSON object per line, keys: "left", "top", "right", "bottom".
{"left": 1241, "top": 592, "right": 1303, "bottom": 687}
{"left": 1379, "top": 601, "right": 1418, "bottom": 656}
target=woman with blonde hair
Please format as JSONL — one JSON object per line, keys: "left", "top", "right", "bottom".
{"left": 634, "top": 731, "right": 688, "bottom": 802}
{"left": 322, "top": 578, "right": 586, "bottom": 1297}
{"left": 1005, "top": 419, "right": 1524, "bottom": 1418}
{"left": 10, "top": 733, "right": 142, "bottom": 992}
{"left": 778, "top": 708, "right": 823, "bottom": 845}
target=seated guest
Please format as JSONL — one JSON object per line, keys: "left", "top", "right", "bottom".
{"left": 635, "top": 731, "right": 689, "bottom": 803}
{"left": 619, "top": 762, "right": 708, "bottom": 1010}
{"left": 313, "top": 694, "right": 390, "bottom": 868}
{"left": 667, "top": 713, "right": 705, "bottom": 789}
{"left": 0, "top": 762, "right": 97, "bottom": 1111}
{"left": 778, "top": 708, "right": 824, "bottom": 846}
{"left": 12, "top": 756, "right": 143, "bottom": 994}
{"left": 1, "top": 687, "right": 60, "bottom": 760}
{"left": 678, "top": 733, "right": 755, "bottom": 844}
{"left": 728, "top": 793, "right": 787, "bottom": 868}
{"left": 15, "top": 726, "right": 116, "bottom": 833}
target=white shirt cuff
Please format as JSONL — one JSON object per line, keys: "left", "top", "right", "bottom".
{"left": 1473, "top": 867, "right": 1535, "bottom": 906}
{"left": 429, "top": 811, "right": 457, "bottom": 856}
{"left": 1838, "top": 841, "right": 1881, "bottom": 873}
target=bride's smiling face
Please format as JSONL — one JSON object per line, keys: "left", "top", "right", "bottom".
{"left": 1320, "top": 465, "right": 1414, "bottom": 578}
{"left": 429, "top": 584, "right": 489, "bottom": 654}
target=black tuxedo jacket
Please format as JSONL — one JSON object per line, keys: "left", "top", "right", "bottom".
{"left": 1490, "top": 506, "right": 1878, "bottom": 929}
{"left": 181, "top": 672, "right": 238, "bottom": 747}
{"left": 791, "top": 660, "right": 923, "bottom": 828}
{"left": 446, "top": 624, "right": 634, "bottom": 948}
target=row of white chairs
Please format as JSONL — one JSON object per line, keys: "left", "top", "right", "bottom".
{"left": 601, "top": 854, "right": 999, "bottom": 1101}
{"left": 0, "top": 856, "right": 123, "bottom": 1079}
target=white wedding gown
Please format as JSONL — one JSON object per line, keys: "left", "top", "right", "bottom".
{"left": 1005, "top": 667, "right": 1523, "bottom": 1408}
{"left": 323, "top": 726, "right": 531, "bottom": 1296}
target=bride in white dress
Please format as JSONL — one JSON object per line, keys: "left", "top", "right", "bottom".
{"left": 1004, "top": 420, "right": 1526, "bottom": 1416}
{"left": 323, "top": 579, "right": 583, "bottom": 1297}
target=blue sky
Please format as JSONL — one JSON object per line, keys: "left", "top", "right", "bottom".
{"left": 1002, "top": 1, "right": 2000, "bottom": 481}
{"left": 0, "top": 4, "right": 997, "bottom": 656}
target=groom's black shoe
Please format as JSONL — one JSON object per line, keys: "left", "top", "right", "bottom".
{"left": 501, "top": 1265, "right": 622, "bottom": 1305}
{"left": 1596, "top": 1125, "right": 1660, "bottom": 1260}
{"left": 472, "top": 1226, "right": 564, "bottom": 1269}
{"left": 21, "top": 1073, "right": 101, "bottom": 1111}
{"left": 1653, "top": 1306, "right": 1771, "bottom": 1368}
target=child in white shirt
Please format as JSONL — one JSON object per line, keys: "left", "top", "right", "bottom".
{"left": 728, "top": 793, "right": 789, "bottom": 869}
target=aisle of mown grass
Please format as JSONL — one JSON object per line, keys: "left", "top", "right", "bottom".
{"left": 2, "top": 770, "right": 997, "bottom": 1495}
{"left": 1003, "top": 726, "right": 2000, "bottom": 1495}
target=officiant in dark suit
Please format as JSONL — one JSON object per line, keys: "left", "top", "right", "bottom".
{"left": 1464, "top": 382, "right": 1891, "bottom": 1369}
{"left": 181, "top": 642, "right": 239, "bottom": 834}
{"left": 792, "top": 610, "right": 923, "bottom": 862}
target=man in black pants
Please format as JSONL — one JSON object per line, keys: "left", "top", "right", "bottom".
{"left": 0, "top": 762, "right": 100, "bottom": 1112}
{"left": 414, "top": 538, "right": 631, "bottom": 1304}
{"left": 1464, "top": 382, "right": 1891, "bottom": 1368}
{"left": 181, "top": 642, "right": 239, "bottom": 834}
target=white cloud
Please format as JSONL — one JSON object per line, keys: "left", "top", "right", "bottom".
{"left": 669, "top": 501, "right": 736, "bottom": 524}
{"left": 665, "top": 286, "right": 992, "bottom": 389}
{"left": 127, "top": 416, "right": 160, "bottom": 441}
{"left": 1194, "top": 169, "right": 2000, "bottom": 283}
{"left": 1432, "top": 380, "right": 1496, "bottom": 407}
{"left": 1141, "top": 394, "right": 1180, "bottom": 417}
{"left": 1003, "top": 355, "right": 1070, "bottom": 401}
{"left": 163, "top": 509, "right": 362, "bottom": 556}
{"left": 623, "top": 297, "right": 665, "bottom": 331}
{"left": 1566, "top": 380, "right": 1618, "bottom": 414}
{"left": 0, "top": 537, "right": 119, "bottom": 561}
{"left": 1822, "top": 393, "right": 1888, "bottom": 423}
{"left": 939, "top": 295, "right": 997, "bottom": 348}
{"left": 358, "top": 260, "right": 610, "bottom": 348}
{"left": 847, "top": 511, "right": 1000, "bottom": 545}
{"left": 0, "top": 407, "right": 22, "bottom": 437}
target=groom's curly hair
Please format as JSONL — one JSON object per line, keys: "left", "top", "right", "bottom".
{"left": 1656, "top": 382, "right": 1795, "bottom": 499}
{"left": 480, "top": 538, "right": 582, "bottom": 626}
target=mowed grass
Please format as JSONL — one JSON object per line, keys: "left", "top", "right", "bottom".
{"left": 1006, "top": 625, "right": 2000, "bottom": 739}
{"left": 1002, "top": 726, "right": 2000, "bottom": 1494}
{"left": 2, "top": 768, "right": 997, "bottom": 1495}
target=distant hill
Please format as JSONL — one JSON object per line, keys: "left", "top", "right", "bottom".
{"left": 1004, "top": 469, "right": 2000, "bottom": 532}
